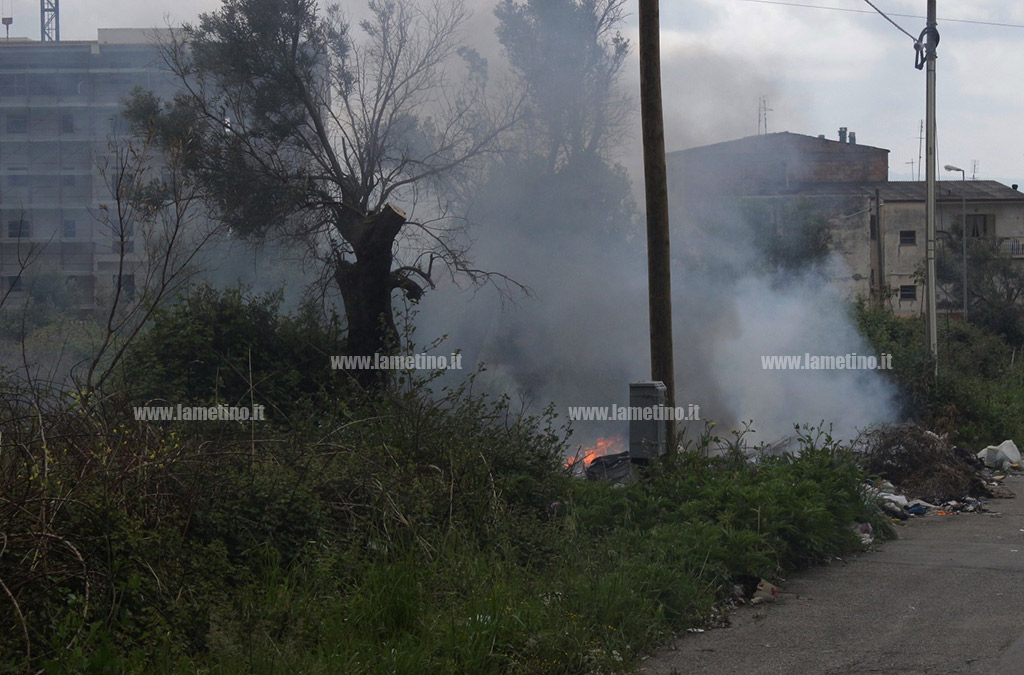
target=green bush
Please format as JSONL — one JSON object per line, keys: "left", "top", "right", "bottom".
{"left": 855, "top": 299, "right": 1024, "bottom": 445}
{"left": 0, "top": 288, "right": 890, "bottom": 673}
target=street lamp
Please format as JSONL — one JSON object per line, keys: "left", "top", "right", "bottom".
{"left": 944, "top": 164, "right": 967, "bottom": 320}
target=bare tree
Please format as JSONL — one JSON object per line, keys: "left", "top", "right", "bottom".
{"left": 79, "top": 128, "right": 220, "bottom": 394}
{"left": 126, "top": 0, "right": 521, "bottom": 387}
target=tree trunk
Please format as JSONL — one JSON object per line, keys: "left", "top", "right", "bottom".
{"left": 335, "top": 204, "right": 407, "bottom": 390}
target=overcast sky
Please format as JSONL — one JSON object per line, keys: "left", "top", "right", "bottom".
{"left": 5, "top": 0, "right": 1023, "bottom": 186}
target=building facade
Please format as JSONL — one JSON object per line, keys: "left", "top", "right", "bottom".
{"left": 668, "top": 130, "right": 1024, "bottom": 315}
{"left": 0, "top": 29, "right": 173, "bottom": 307}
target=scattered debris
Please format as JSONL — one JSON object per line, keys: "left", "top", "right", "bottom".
{"left": 977, "top": 440, "right": 1021, "bottom": 472}
{"left": 853, "top": 522, "right": 874, "bottom": 546}
{"left": 751, "top": 579, "right": 778, "bottom": 604}
{"left": 855, "top": 425, "right": 992, "bottom": 504}
{"left": 584, "top": 451, "right": 632, "bottom": 484}
{"left": 881, "top": 501, "right": 910, "bottom": 520}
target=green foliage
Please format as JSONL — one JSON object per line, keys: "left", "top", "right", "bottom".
{"left": 119, "top": 284, "right": 344, "bottom": 420}
{"left": 495, "top": 0, "right": 630, "bottom": 170}
{"left": 2, "top": 354, "right": 883, "bottom": 675}
{"left": 855, "top": 299, "right": 1024, "bottom": 445}
{"left": 937, "top": 227, "right": 1024, "bottom": 347}
{"left": 487, "top": 0, "right": 636, "bottom": 241}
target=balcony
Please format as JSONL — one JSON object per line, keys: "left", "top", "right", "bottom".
{"left": 999, "top": 237, "right": 1024, "bottom": 258}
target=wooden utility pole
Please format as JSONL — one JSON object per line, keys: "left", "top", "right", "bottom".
{"left": 638, "top": 0, "right": 676, "bottom": 452}
{"left": 924, "top": 0, "right": 938, "bottom": 377}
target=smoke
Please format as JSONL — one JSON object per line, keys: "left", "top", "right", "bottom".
{"left": 413, "top": 0, "right": 897, "bottom": 450}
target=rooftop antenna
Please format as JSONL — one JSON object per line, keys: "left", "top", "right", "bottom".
{"left": 906, "top": 159, "right": 915, "bottom": 178}
{"left": 2, "top": 0, "right": 12, "bottom": 39}
{"left": 40, "top": 0, "right": 58, "bottom": 42}
{"left": 757, "top": 96, "right": 773, "bottom": 135}
{"left": 970, "top": 159, "right": 979, "bottom": 180}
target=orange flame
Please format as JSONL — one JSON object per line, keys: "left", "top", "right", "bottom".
{"left": 566, "top": 435, "right": 626, "bottom": 469}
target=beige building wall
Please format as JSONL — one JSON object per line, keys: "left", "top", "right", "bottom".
{"left": 880, "top": 199, "right": 1024, "bottom": 315}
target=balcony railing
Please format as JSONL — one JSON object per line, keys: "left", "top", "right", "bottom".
{"left": 1000, "top": 237, "right": 1024, "bottom": 258}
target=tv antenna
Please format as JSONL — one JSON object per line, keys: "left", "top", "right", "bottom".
{"left": 970, "top": 160, "right": 979, "bottom": 179}
{"left": 758, "top": 96, "right": 773, "bottom": 135}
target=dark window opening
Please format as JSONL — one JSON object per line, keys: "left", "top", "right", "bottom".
{"left": 966, "top": 214, "right": 990, "bottom": 238}
{"left": 6, "top": 113, "right": 28, "bottom": 133}
{"left": 7, "top": 220, "right": 30, "bottom": 238}
{"left": 899, "top": 284, "right": 917, "bottom": 301}
{"left": 899, "top": 230, "right": 917, "bottom": 246}
{"left": 63, "top": 220, "right": 76, "bottom": 238}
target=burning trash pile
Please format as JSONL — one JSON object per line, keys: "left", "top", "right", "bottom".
{"left": 565, "top": 435, "right": 632, "bottom": 483}
{"left": 854, "top": 425, "right": 1019, "bottom": 520}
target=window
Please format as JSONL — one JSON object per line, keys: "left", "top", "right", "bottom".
{"left": 899, "top": 285, "right": 917, "bottom": 301}
{"left": 61, "top": 174, "right": 76, "bottom": 187}
{"left": 63, "top": 220, "right": 76, "bottom": 238}
{"left": 7, "top": 173, "right": 29, "bottom": 187}
{"left": 6, "top": 276, "right": 23, "bottom": 292}
{"left": 899, "top": 230, "right": 917, "bottom": 246}
{"left": 0, "top": 74, "right": 27, "bottom": 97}
{"left": 966, "top": 214, "right": 991, "bottom": 238}
{"left": 60, "top": 112, "right": 75, "bottom": 134}
{"left": 110, "top": 240, "right": 135, "bottom": 254}
{"left": 870, "top": 214, "right": 877, "bottom": 240}
{"left": 27, "top": 75, "right": 57, "bottom": 97}
{"left": 7, "top": 220, "right": 30, "bottom": 238}
{"left": 6, "top": 113, "right": 28, "bottom": 133}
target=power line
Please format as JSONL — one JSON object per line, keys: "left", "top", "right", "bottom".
{"left": 861, "top": 0, "right": 916, "bottom": 41}
{"left": 733, "top": 0, "right": 1024, "bottom": 30}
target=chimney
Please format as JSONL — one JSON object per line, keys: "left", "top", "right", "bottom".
{"left": 849, "top": 131, "right": 857, "bottom": 145}
{"left": 818, "top": 134, "right": 825, "bottom": 139}
{"left": 839, "top": 127, "right": 847, "bottom": 143}
{"left": 1014, "top": 184, "right": 1020, "bottom": 191}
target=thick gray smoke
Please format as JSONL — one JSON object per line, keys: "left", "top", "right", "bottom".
{"left": 415, "top": 1, "right": 897, "bottom": 450}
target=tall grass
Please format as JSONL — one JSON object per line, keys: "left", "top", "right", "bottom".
{"left": 1, "top": 289, "right": 890, "bottom": 674}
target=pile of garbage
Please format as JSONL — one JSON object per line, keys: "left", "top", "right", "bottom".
{"left": 855, "top": 425, "right": 995, "bottom": 505}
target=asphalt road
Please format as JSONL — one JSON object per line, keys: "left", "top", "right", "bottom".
{"left": 640, "top": 475, "right": 1024, "bottom": 675}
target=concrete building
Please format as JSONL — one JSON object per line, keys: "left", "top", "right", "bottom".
{"left": 0, "top": 29, "right": 173, "bottom": 308}
{"left": 668, "top": 130, "right": 1024, "bottom": 315}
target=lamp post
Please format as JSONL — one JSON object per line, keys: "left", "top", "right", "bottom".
{"left": 944, "top": 164, "right": 967, "bottom": 320}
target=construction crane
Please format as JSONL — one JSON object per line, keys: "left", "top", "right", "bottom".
{"left": 41, "top": 0, "right": 58, "bottom": 41}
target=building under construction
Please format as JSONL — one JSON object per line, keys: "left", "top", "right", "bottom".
{"left": 0, "top": 28, "right": 174, "bottom": 306}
